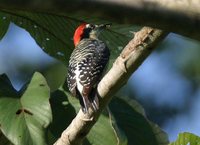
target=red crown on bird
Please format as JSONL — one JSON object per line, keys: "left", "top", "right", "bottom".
{"left": 73, "top": 23, "right": 87, "bottom": 46}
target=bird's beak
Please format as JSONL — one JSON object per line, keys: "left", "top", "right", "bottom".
{"left": 96, "top": 23, "right": 112, "bottom": 30}
{"left": 90, "top": 23, "right": 112, "bottom": 38}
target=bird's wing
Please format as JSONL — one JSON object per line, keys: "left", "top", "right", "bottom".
{"left": 77, "top": 40, "right": 110, "bottom": 112}
{"left": 67, "top": 62, "right": 77, "bottom": 97}
{"left": 77, "top": 39, "right": 110, "bottom": 95}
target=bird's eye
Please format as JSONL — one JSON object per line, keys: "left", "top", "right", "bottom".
{"left": 90, "top": 24, "right": 95, "bottom": 29}
{"left": 86, "top": 24, "right": 95, "bottom": 29}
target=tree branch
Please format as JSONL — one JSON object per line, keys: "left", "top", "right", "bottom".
{"left": 54, "top": 27, "right": 168, "bottom": 145}
{"left": 0, "top": 0, "right": 199, "bottom": 40}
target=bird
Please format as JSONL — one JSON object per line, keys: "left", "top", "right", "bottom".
{"left": 67, "top": 23, "right": 110, "bottom": 113}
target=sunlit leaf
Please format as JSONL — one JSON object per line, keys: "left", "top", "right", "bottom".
{"left": 169, "top": 132, "right": 200, "bottom": 145}
{"left": 0, "top": 72, "right": 52, "bottom": 145}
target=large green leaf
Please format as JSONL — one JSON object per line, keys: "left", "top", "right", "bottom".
{"left": 0, "top": 10, "right": 74, "bottom": 62}
{"left": 86, "top": 113, "right": 118, "bottom": 145}
{"left": 170, "top": 132, "right": 200, "bottom": 145}
{"left": 108, "top": 96, "right": 169, "bottom": 145}
{"left": 0, "top": 10, "right": 138, "bottom": 64}
{"left": 0, "top": 72, "right": 52, "bottom": 145}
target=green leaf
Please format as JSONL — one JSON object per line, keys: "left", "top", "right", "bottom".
{"left": 86, "top": 113, "right": 118, "bottom": 145}
{"left": 108, "top": 109, "right": 128, "bottom": 145}
{"left": 149, "top": 122, "right": 169, "bottom": 145}
{"left": 0, "top": 12, "right": 9, "bottom": 40}
{"left": 170, "top": 132, "right": 200, "bottom": 145}
{"left": 0, "top": 10, "right": 74, "bottom": 62}
{"left": 41, "top": 61, "right": 67, "bottom": 92}
{"left": 0, "top": 72, "right": 52, "bottom": 145}
{"left": 108, "top": 96, "right": 169, "bottom": 145}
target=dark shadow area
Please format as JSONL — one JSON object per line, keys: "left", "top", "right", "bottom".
{"left": 0, "top": 73, "right": 20, "bottom": 98}
{"left": 48, "top": 90, "right": 76, "bottom": 139}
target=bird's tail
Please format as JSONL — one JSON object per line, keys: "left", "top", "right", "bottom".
{"left": 90, "top": 92, "right": 99, "bottom": 112}
{"left": 77, "top": 88, "right": 99, "bottom": 113}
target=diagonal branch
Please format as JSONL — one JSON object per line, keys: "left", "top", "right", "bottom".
{"left": 54, "top": 27, "right": 168, "bottom": 145}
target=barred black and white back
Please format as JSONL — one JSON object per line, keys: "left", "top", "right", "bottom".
{"left": 67, "top": 39, "right": 110, "bottom": 113}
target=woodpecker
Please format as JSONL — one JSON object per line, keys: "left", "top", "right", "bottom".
{"left": 67, "top": 23, "right": 110, "bottom": 113}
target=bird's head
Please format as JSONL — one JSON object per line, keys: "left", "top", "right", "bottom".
{"left": 73, "top": 23, "right": 111, "bottom": 46}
